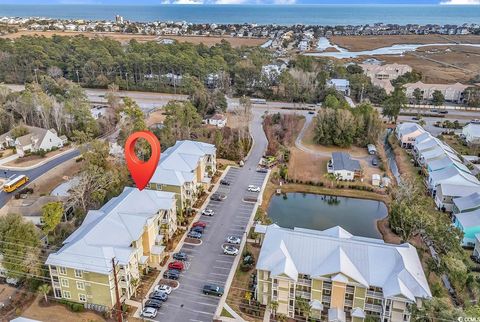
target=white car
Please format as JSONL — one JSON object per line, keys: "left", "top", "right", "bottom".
{"left": 223, "top": 245, "right": 239, "bottom": 256}
{"left": 202, "top": 209, "right": 214, "bottom": 216}
{"left": 141, "top": 307, "right": 158, "bottom": 318}
{"left": 226, "top": 236, "right": 241, "bottom": 244}
{"left": 154, "top": 284, "right": 172, "bottom": 294}
{"left": 247, "top": 185, "right": 261, "bottom": 192}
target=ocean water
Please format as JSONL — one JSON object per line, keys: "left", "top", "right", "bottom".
{"left": 0, "top": 4, "right": 479, "bottom": 25}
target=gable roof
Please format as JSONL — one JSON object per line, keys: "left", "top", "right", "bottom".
{"left": 429, "top": 167, "right": 479, "bottom": 188}
{"left": 256, "top": 225, "right": 431, "bottom": 301}
{"left": 455, "top": 209, "right": 480, "bottom": 229}
{"left": 150, "top": 140, "right": 215, "bottom": 186}
{"left": 46, "top": 187, "right": 176, "bottom": 274}
{"left": 332, "top": 152, "right": 361, "bottom": 172}
{"left": 463, "top": 123, "right": 480, "bottom": 138}
{"left": 453, "top": 192, "right": 480, "bottom": 213}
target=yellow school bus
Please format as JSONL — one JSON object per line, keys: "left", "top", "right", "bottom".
{"left": 3, "top": 175, "right": 29, "bottom": 193}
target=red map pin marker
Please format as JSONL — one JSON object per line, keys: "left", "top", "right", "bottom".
{"left": 125, "top": 131, "right": 161, "bottom": 191}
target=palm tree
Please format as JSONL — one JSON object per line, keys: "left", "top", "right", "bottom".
{"left": 130, "top": 277, "right": 140, "bottom": 297}
{"left": 38, "top": 284, "right": 51, "bottom": 303}
{"left": 244, "top": 291, "right": 252, "bottom": 305}
{"left": 296, "top": 297, "right": 312, "bottom": 321}
{"left": 269, "top": 300, "right": 279, "bottom": 317}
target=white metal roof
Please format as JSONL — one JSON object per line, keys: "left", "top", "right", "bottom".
{"left": 453, "top": 192, "right": 480, "bottom": 213}
{"left": 46, "top": 187, "right": 176, "bottom": 274}
{"left": 455, "top": 209, "right": 480, "bottom": 229}
{"left": 256, "top": 225, "right": 431, "bottom": 301}
{"left": 429, "top": 167, "right": 479, "bottom": 188}
{"left": 436, "top": 183, "right": 480, "bottom": 198}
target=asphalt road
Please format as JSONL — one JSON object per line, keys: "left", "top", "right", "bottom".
{"left": 0, "top": 149, "right": 80, "bottom": 208}
{"left": 150, "top": 110, "right": 268, "bottom": 322}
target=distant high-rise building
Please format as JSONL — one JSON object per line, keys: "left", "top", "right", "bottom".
{"left": 115, "top": 15, "right": 124, "bottom": 24}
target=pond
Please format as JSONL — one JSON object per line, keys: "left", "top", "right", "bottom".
{"left": 267, "top": 193, "right": 388, "bottom": 239}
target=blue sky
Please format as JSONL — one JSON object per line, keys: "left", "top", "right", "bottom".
{"left": 1, "top": 0, "right": 479, "bottom": 4}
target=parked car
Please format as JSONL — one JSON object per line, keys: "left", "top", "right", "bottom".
{"left": 168, "top": 261, "right": 185, "bottom": 271}
{"left": 173, "top": 252, "right": 188, "bottom": 261}
{"left": 211, "top": 193, "right": 227, "bottom": 201}
{"left": 223, "top": 245, "right": 239, "bottom": 256}
{"left": 163, "top": 269, "right": 180, "bottom": 280}
{"left": 187, "top": 231, "right": 202, "bottom": 239}
{"left": 471, "top": 119, "right": 480, "bottom": 124}
{"left": 149, "top": 291, "right": 168, "bottom": 302}
{"left": 141, "top": 307, "right": 158, "bottom": 318}
{"left": 372, "top": 158, "right": 378, "bottom": 166}
{"left": 226, "top": 236, "right": 241, "bottom": 244}
{"left": 247, "top": 185, "right": 261, "bottom": 192}
{"left": 438, "top": 110, "right": 449, "bottom": 114}
{"left": 202, "top": 209, "right": 214, "bottom": 216}
{"left": 203, "top": 284, "right": 224, "bottom": 296}
{"left": 256, "top": 168, "right": 268, "bottom": 173}
{"left": 220, "top": 179, "right": 230, "bottom": 186}
{"left": 145, "top": 299, "right": 162, "bottom": 309}
{"left": 154, "top": 284, "right": 172, "bottom": 294}
{"left": 192, "top": 221, "right": 207, "bottom": 228}
{"left": 191, "top": 226, "right": 204, "bottom": 234}
{"left": 308, "top": 111, "right": 315, "bottom": 115}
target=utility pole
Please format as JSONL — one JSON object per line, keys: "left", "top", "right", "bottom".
{"left": 75, "top": 70, "right": 80, "bottom": 84}
{"left": 33, "top": 68, "right": 38, "bottom": 83}
{"left": 111, "top": 258, "right": 122, "bottom": 322}
{"left": 360, "top": 83, "right": 365, "bottom": 103}
{"left": 125, "top": 72, "right": 129, "bottom": 91}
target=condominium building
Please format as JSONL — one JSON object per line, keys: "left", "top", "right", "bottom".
{"left": 148, "top": 140, "right": 216, "bottom": 213}
{"left": 255, "top": 224, "right": 431, "bottom": 322}
{"left": 404, "top": 81, "right": 470, "bottom": 104}
{"left": 360, "top": 63, "right": 412, "bottom": 94}
{"left": 45, "top": 187, "right": 177, "bottom": 310}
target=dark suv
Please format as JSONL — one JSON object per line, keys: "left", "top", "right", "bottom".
{"left": 173, "top": 252, "right": 188, "bottom": 261}
{"left": 163, "top": 269, "right": 180, "bottom": 280}
{"left": 203, "top": 284, "right": 224, "bottom": 296}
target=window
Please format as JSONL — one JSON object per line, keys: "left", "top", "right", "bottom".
{"left": 63, "top": 291, "right": 71, "bottom": 299}
{"left": 54, "top": 288, "right": 62, "bottom": 298}
{"left": 76, "top": 281, "right": 85, "bottom": 290}
{"left": 61, "top": 278, "right": 69, "bottom": 287}
{"left": 74, "top": 269, "right": 83, "bottom": 278}
{"left": 59, "top": 266, "right": 67, "bottom": 275}
{"left": 79, "top": 293, "right": 87, "bottom": 302}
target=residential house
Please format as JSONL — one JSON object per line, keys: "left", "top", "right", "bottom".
{"left": 404, "top": 81, "right": 469, "bottom": 104}
{"left": 426, "top": 156, "right": 469, "bottom": 174}
{"left": 360, "top": 63, "right": 412, "bottom": 94}
{"left": 434, "top": 183, "right": 480, "bottom": 212}
{"left": 453, "top": 192, "right": 480, "bottom": 214}
{"left": 205, "top": 114, "right": 227, "bottom": 128}
{"left": 454, "top": 209, "right": 480, "bottom": 246}
{"left": 255, "top": 225, "right": 431, "bottom": 322}
{"left": 327, "top": 152, "right": 361, "bottom": 181}
{"left": 462, "top": 123, "right": 480, "bottom": 145}
{"left": 0, "top": 126, "right": 67, "bottom": 157}
{"left": 148, "top": 140, "right": 216, "bottom": 213}
{"left": 327, "top": 79, "right": 351, "bottom": 96}
{"left": 427, "top": 167, "right": 479, "bottom": 196}
{"left": 395, "top": 123, "right": 425, "bottom": 149}
{"left": 45, "top": 187, "right": 177, "bottom": 310}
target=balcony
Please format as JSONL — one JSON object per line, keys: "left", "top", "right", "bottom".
{"left": 53, "top": 281, "right": 60, "bottom": 288}
{"left": 365, "top": 303, "right": 383, "bottom": 313}
{"left": 322, "top": 295, "right": 331, "bottom": 303}
{"left": 346, "top": 286, "right": 355, "bottom": 294}
{"left": 50, "top": 268, "right": 58, "bottom": 275}
{"left": 344, "top": 299, "right": 353, "bottom": 307}
{"left": 296, "top": 290, "right": 311, "bottom": 299}
{"left": 367, "top": 290, "right": 384, "bottom": 299}
{"left": 297, "top": 278, "right": 311, "bottom": 286}
{"left": 323, "top": 283, "right": 332, "bottom": 291}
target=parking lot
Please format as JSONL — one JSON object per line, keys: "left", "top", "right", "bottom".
{"left": 147, "top": 166, "right": 268, "bottom": 321}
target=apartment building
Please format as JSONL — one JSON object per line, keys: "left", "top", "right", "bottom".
{"left": 360, "top": 63, "right": 412, "bottom": 94}
{"left": 255, "top": 225, "right": 431, "bottom": 322}
{"left": 148, "top": 140, "right": 216, "bottom": 213}
{"left": 404, "top": 81, "right": 470, "bottom": 104}
{"left": 396, "top": 123, "right": 425, "bottom": 149}
{"left": 45, "top": 187, "right": 177, "bottom": 310}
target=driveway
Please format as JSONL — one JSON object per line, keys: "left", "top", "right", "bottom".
{"left": 0, "top": 149, "right": 80, "bottom": 208}
{"left": 145, "top": 109, "right": 268, "bottom": 322}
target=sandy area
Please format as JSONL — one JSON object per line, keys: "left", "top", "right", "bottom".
{"left": 20, "top": 296, "right": 106, "bottom": 322}
{"left": 146, "top": 110, "right": 166, "bottom": 127}
{"left": 288, "top": 146, "right": 329, "bottom": 183}
{"left": 331, "top": 34, "right": 480, "bottom": 51}
{"left": 1, "top": 30, "right": 267, "bottom": 47}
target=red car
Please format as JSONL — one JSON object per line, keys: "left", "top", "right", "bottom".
{"left": 192, "top": 221, "right": 207, "bottom": 228}
{"left": 168, "top": 261, "right": 184, "bottom": 271}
